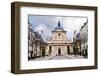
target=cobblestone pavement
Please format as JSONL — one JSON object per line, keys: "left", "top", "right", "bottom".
{"left": 32, "top": 55, "right": 85, "bottom": 61}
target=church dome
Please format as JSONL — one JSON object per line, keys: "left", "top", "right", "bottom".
{"left": 55, "top": 21, "right": 64, "bottom": 31}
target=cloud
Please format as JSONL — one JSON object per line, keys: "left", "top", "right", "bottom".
{"left": 34, "top": 24, "right": 52, "bottom": 41}
{"left": 61, "top": 17, "right": 87, "bottom": 39}
{"left": 29, "top": 15, "right": 87, "bottom": 41}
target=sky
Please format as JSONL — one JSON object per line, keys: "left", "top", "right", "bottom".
{"left": 28, "top": 15, "right": 87, "bottom": 42}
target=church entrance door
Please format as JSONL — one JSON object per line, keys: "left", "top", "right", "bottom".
{"left": 58, "top": 48, "right": 61, "bottom": 55}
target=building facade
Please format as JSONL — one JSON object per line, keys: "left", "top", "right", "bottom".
{"left": 80, "top": 20, "right": 88, "bottom": 56}
{"left": 46, "top": 21, "right": 73, "bottom": 57}
{"left": 28, "top": 21, "right": 47, "bottom": 60}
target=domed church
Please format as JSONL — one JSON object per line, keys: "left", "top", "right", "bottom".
{"left": 46, "top": 21, "right": 73, "bottom": 57}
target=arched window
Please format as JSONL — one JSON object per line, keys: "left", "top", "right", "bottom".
{"left": 58, "top": 33, "right": 61, "bottom": 39}
{"left": 58, "top": 33, "right": 61, "bottom": 36}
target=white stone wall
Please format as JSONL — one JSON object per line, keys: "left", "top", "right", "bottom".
{"left": 50, "top": 46, "right": 57, "bottom": 57}
{"left": 61, "top": 46, "right": 68, "bottom": 55}
{"left": 45, "top": 46, "right": 49, "bottom": 56}
{"left": 47, "top": 27, "right": 72, "bottom": 57}
{"left": 49, "top": 45, "right": 68, "bottom": 56}
{"left": 52, "top": 31, "right": 67, "bottom": 41}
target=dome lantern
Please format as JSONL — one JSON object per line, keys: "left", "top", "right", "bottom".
{"left": 55, "top": 20, "right": 64, "bottom": 31}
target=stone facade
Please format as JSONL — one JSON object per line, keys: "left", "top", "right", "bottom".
{"left": 46, "top": 21, "right": 73, "bottom": 57}
{"left": 28, "top": 21, "right": 47, "bottom": 59}
{"left": 80, "top": 20, "right": 88, "bottom": 56}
